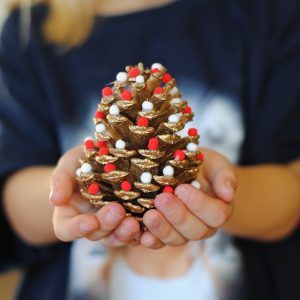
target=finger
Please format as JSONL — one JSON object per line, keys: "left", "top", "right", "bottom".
{"left": 154, "top": 193, "right": 209, "bottom": 240}
{"left": 102, "top": 233, "right": 126, "bottom": 247}
{"left": 175, "top": 184, "right": 232, "bottom": 228}
{"left": 69, "top": 193, "right": 98, "bottom": 214}
{"left": 140, "top": 231, "right": 165, "bottom": 249}
{"left": 114, "top": 217, "right": 141, "bottom": 243}
{"left": 200, "top": 148, "right": 237, "bottom": 203}
{"left": 143, "top": 209, "right": 187, "bottom": 247}
{"left": 50, "top": 146, "right": 83, "bottom": 206}
{"left": 94, "top": 202, "right": 126, "bottom": 238}
{"left": 53, "top": 207, "right": 99, "bottom": 242}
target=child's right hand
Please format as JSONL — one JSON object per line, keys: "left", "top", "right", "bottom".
{"left": 50, "top": 146, "right": 141, "bottom": 245}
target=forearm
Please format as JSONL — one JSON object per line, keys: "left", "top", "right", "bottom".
{"left": 223, "top": 164, "right": 300, "bottom": 241}
{"left": 3, "top": 166, "right": 58, "bottom": 245}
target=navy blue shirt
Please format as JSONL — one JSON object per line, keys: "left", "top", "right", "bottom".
{"left": 0, "top": 0, "right": 299, "bottom": 299}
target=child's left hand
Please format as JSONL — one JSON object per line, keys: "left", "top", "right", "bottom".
{"left": 105, "top": 148, "right": 237, "bottom": 249}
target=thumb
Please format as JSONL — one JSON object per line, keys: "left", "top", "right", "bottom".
{"left": 50, "top": 146, "right": 83, "bottom": 206}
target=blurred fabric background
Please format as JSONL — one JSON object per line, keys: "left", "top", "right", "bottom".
{"left": 0, "top": 3, "right": 19, "bottom": 300}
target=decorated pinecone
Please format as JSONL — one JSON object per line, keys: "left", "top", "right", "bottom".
{"left": 76, "top": 62, "right": 203, "bottom": 223}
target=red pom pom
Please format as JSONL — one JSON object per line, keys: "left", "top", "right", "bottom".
{"left": 97, "top": 140, "right": 107, "bottom": 148}
{"left": 128, "top": 67, "right": 140, "bottom": 77}
{"left": 95, "top": 110, "right": 105, "bottom": 119}
{"left": 151, "top": 68, "right": 160, "bottom": 74}
{"left": 99, "top": 147, "right": 109, "bottom": 156}
{"left": 154, "top": 87, "right": 164, "bottom": 95}
{"left": 121, "top": 181, "right": 132, "bottom": 191}
{"left": 197, "top": 152, "right": 204, "bottom": 160}
{"left": 188, "top": 128, "right": 198, "bottom": 136}
{"left": 104, "top": 163, "right": 116, "bottom": 173}
{"left": 162, "top": 73, "right": 172, "bottom": 83}
{"left": 182, "top": 106, "right": 192, "bottom": 114}
{"left": 88, "top": 183, "right": 100, "bottom": 195}
{"left": 174, "top": 150, "right": 185, "bottom": 161}
{"left": 121, "top": 90, "right": 133, "bottom": 100}
{"left": 148, "top": 137, "right": 159, "bottom": 150}
{"left": 163, "top": 186, "right": 174, "bottom": 193}
{"left": 102, "top": 87, "right": 113, "bottom": 97}
{"left": 84, "top": 140, "right": 94, "bottom": 150}
{"left": 137, "top": 117, "right": 149, "bottom": 127}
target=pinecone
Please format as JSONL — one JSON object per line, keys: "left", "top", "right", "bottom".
{"left": 76, "top": 62, "right": 203, "bottom": 223}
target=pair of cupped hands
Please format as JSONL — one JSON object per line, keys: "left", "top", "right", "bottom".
{"left": 50, "top": 146, "right": 237, "bottom": 249}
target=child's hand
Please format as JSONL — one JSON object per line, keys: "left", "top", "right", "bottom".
{"left": 50, "top": 147, "right": 141, "bottom": 245}
{"left": 140, "top": 148, "right": 237, "bottom": 249}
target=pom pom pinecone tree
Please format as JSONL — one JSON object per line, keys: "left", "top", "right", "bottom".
{"left": 76, "top": 63, "right": 203, "bottom": 223}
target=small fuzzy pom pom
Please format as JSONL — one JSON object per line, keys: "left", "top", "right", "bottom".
{"left": 137, "top": 117, "right": 149, "bottom": 127}
{"left": 84, "top": 140, "right": 94, "bottom": 150}
{"left": 162, "top": 73, "right": 172, "bottom": 83}
{"left": 163, "top": 165, "right": 174, "bottom": 176}
{"left": 169, "top": 86, "right": 179, "bottom": 96}
{"left": 163, "top": 186, "right": 174, "bottom": 193}
{"left": 102, "top": 87, "right": 113, "bottom": 97}
{"left": 75, "top": 168, "right": 81, "bottom": 177}
{"left": 84, "top": 136, "right": 93, "bottom": 142}
{"left": 109, "top": 104, "right": 120, "bottom": 115}
{"left": 151, "top": 68, "right": 160, "bottom": 74}
{"left": 81, "top": 163, "right": 92, "bottom": 174}
{"left": 140, "top": 172, "right": 152, "bottom": 184}
{"left": 135, "top": 75, "right": 145, "bottom": 84}
{"left": 151, "top": 63, "right": 163, "bottom": 70}
{"left": 168, "top": 114, "right": 180, "bottom": 123}
{"left": 154, "top": 87, "right": 164, "bottom": 95}
{"left": 116, "top": 139, "right": 126, "bottom": 149}
{"left": 142, "top": 101, "right": 154, "bottom": 111}
{"left": 97, "top": 140, "right": 107, "bottom": 148}
{"left": 121, "top": 181, "right": 132, "bottom": 191}
{"left": 174, "top": 150, "right": 185, "bottom": 161}
{"left": 188, "top": 128, "right": 198, "bottom": 136}
{"left": 95, "top": 111, "right": 105, "bottom": 119}
{"left": 99, "top": 147, "right": 109, "bottom": 156}
{"left": 148, "top": 137, "right": 159, "bottom": 150}
{"left": 121, "top": 90, "right": 133, "bottom": 100}
{"left": 187, "top": 142, "right": 198, "bottom": 152}
{"left": 116, "top": 72, "right": 128, "bottom": 83}
{"left": 104, "top": 163, "right": 116, "bottom": 173}
{"left": 88, "top": 183, "right": 100, "bottom": 195}
{"left": 197, "top": 152, "right": 204, "bottom": 160}
{"left": 182, "top": 106, "right": 192, "bottom": 114}
{"left": 191, "top": 180, "right": 201, "bottom": 190}
{"left": 171, "top": 98, "right": 181, "bottom": 105}
{"left": 96, "top": 123, "right": 106, "bottom": 133}
{"left": 128, "top": 67, "right": 140, "bottom": 77}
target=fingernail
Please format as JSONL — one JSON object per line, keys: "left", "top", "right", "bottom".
{"left": 49, "top": 181, "right": 58, "bottom": 204}
{"left": 107, "top": 209, "right": 123, "bottom": 223}
{"left": 79, "top": 221, "right": 95, "bottom": 233}
{"left": 224, "top": 180, "right": 235, "bottom": 198}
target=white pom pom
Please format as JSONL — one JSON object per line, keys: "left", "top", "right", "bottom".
{"left": 84, "top": 136, "right": 93, "bottom": 142}
{"left": 191, "top": 180, "right": 201, "bottom": 190}
{"left": 109, "top": 104, "right": 120, "bottom": 115}
{"left": 142, "top": 101, "right": 154, "bottom": 111}
{"left": 81, "top": 163, "right": 92, "bottom": 174}
{"left": 171, "top": 97, "right": 181, "bottom": 105}
{"left": 75, "top": 168, "right": 82, "bottom": 177}
{"left": 135, "top": 75, "right": 145, "bottom": 84}
{"left": 140, "top": 172, "right": 152, "bottom": 184}
{"left": 163, "top": 165, "right": 174, "bottom": 176}
{"left": 96, "top": 123, "right": 106, "bottom": 133}
{"left": 151, "top": 63, "right": 163, "bottom": 70}
{"left": 187, "top": 142, "right": 198, "bottom": 152}
{"left": 168, "top": 114, "right": 180, "bottom": 123}
{"left": 116, "top": 72, "right": 128, "bottom": 83}
{"left": 116, "top": 139, "right": 126, "bottom": 149}
{"left": 169, "top": 86, "right": 179, "bottom": 96}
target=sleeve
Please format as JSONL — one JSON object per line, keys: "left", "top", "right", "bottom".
{"left": 0, "top": 10, "right": 62, "bottom": 272}
{"left": 240, "top": 0, "right": 300, "bottom": 164}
